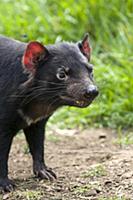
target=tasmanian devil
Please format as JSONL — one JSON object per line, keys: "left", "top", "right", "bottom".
{"left": 0, "top": 34, "right": 98, "bottom": 191}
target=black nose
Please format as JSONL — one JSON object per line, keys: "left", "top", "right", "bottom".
{"left": 84, "top": 85, "right": 99, "bottom": 99}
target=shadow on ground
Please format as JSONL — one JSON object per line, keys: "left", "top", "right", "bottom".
{"left": 1, "top": 128, "right": 133, "bottom": 200}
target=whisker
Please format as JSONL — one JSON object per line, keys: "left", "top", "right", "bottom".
{"left": 10, "top": 85, "right": 66, "bottom": 100}
{"left": 21, "top": 86, "right": 64, "bottom": 105}
{"left": 36, "top": 80, "right": 67, "bottom": 86}
{"left": 27, "top": 85, "right": 66, "bottom": 92}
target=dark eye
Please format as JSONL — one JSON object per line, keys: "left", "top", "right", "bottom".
{"left": 88, "top": 64, "right": 93, "bottom": 72}
{"left": 56, "top": 71, "right": 67, "bottom": 80}
{"left": 88, "top": 67, "right": 93, "bottom": 73}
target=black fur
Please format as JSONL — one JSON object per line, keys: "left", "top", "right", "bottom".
{"left": 0, "top": 35, "right": 98, "bottom": 191}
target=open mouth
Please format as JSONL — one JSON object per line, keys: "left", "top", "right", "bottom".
{"left": 60, "top": 95, "right": 94, "bottom": 108}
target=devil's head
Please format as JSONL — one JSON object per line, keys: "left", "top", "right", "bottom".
{"left": 22, "top": 34, "right": 99, "bottom": 108}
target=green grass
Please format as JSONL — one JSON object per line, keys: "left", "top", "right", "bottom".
{"left": 46, "top": 133, "right": 60, "bottom": 143}
{"left": 115, "top": 128, "right": 133, "bottom": 146}
{"left": 73, "top": 184, "right": 92, "bottom": 194}
{"left": 82, "top": 164, "right": 107, "bottom": 178}
{"left": 9, "top": 190, "right": 43, "bottom": 200}
{"left": 99, "top": 197, "right": 127, "bottom": 200}
{"left": 0, "top": 0, "right": 132, "bottom": 129}
{"left": 17, "top": 190, "right": 42, "bottom": 200}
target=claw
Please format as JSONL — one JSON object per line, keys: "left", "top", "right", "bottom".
{"left": 46, "top": 168, "right": 57, "bottom": 179}
{"left": 38, "top": 170, "right": 50, "bottom": 180}
{"left": 34, "top": 163, "right": 57, "bottom": 181}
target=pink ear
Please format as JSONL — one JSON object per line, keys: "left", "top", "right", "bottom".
{"left": 22, "top": 41, "right": 49, "bottom": 74}
{"left": 79, "top": 33, "right": 91, "bottom": 61}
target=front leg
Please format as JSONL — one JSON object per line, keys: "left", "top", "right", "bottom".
{"left": 23, "top": 119, "right": 56, "bottom": 181}
{"left": 0, "top": 131, "right": 15, "bottom": 192}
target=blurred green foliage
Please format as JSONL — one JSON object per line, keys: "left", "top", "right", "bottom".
{"left": 0, "top": 0, "right": 133, "bottom": 129}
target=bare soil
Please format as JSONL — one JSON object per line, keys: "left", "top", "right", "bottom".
{"left": 1, "top": 128, "right": 133, "bottom": 200}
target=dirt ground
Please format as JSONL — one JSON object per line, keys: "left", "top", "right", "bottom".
{"left": 1, "top": 128, "right": 133, "bottom": 200}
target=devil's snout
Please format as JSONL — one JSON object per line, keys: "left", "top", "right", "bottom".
{"left": 84, "top": 85, "right": 99, "bottom": 99}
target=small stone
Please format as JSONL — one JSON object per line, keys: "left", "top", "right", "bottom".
{"left": 122, "top": 172, "right": 133, "bottom": 179}
{"left": 85, "top": 189, "right": 97, "bottom": 196}
{"left": 95, "top": 187, "right": 101, "bottom": 193}
{"left": 106, "top": 153, "right": 112, "bottom": 160}
{"left": 3, "top": 194, "right": 10, "bottom": 200}
{"left": 99, "top": 133, "right": 107, "bottom": 139}
{"left": 104, "top": 180, "right": 113, "bottom": 186}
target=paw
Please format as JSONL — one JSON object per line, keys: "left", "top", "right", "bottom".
{"left": 33, "top": 163, "right": 57, "bottom": 181}
{"left": 0, "top": 178, "right": 15, "bottom": 192}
